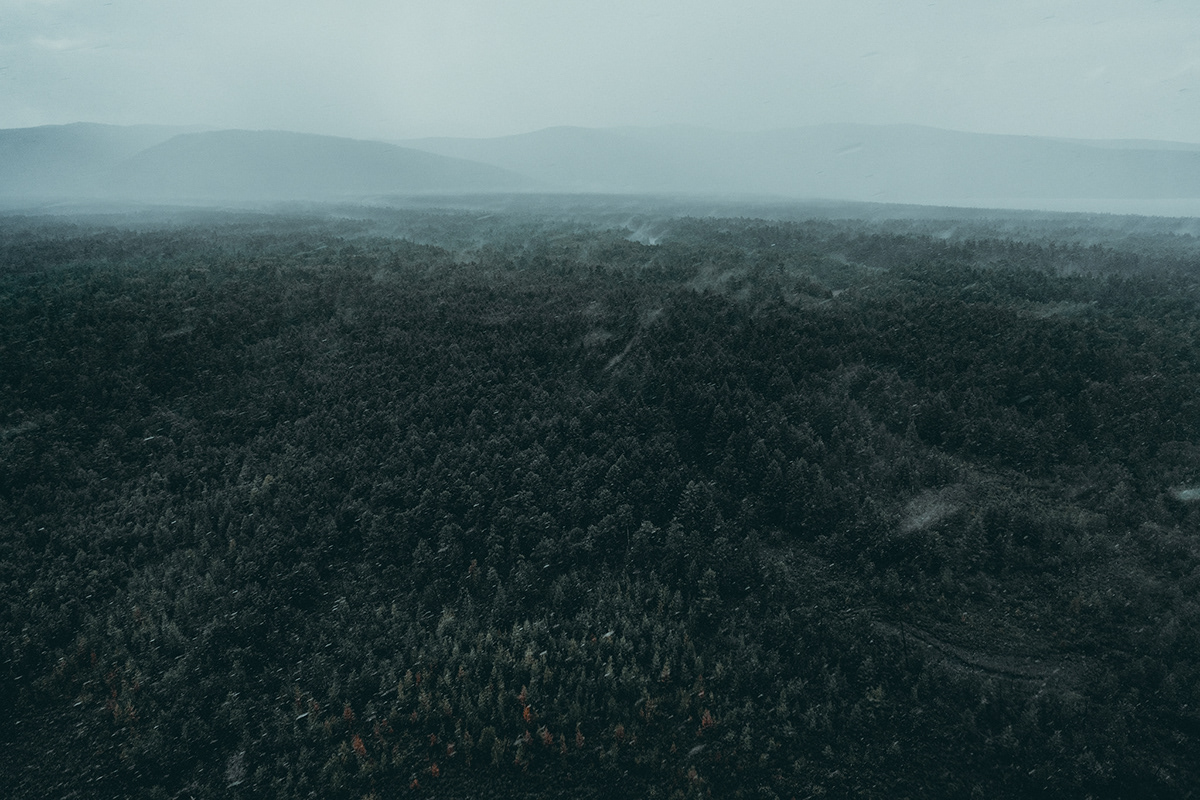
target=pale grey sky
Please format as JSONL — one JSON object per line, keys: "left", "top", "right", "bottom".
{"left": 1, "top": 0, "right": 1197, "bottom": 141}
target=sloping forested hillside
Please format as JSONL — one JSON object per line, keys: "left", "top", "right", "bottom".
{"left": 2, "top": 208, "right": 1199, "bottom": 798}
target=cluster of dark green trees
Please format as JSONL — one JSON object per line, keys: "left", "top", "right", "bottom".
{"left": 2, "top": 205, "right": 1199, "bottom": 798}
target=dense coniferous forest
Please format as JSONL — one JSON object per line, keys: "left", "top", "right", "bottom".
{"left": 2, "top": 203, "right": 1200, "bottom": 798}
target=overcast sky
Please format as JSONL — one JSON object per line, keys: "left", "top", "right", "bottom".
{"left": 1, "top": 0, "right": 1197, "bottom": 142}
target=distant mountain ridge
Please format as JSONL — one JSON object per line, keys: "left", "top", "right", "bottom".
{"left": 109, "top": 129, "right": 533, "bottom": 201}
{"left": 0, "top": 125, "right": 532, "bottom": 204}
{"left": 2, "top": 121, "right": 1199, "bottom": 208}
{"left": 0, "top": 122, "right": 194, "bottom": 200}
{"left": 400, "top": 123, "right": 1200, "bottom": 203}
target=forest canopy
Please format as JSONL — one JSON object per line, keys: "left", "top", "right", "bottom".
{"left": 2, "top": 201, "right": 1200, "bottom": 798}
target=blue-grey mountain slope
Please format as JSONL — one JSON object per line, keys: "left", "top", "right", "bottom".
{"left": 402, "top": 124, "right": 1200, "bottom": 203}
{"left": 0, "top": 125, "right": 534, "bottom": 205}
{"left": 6, "top": 122, "right": 1199, "bottom": 208}
{"left": 0, "top": 122, "right": 195, "bottom": 201}
{"left": 400, "top": 126, "right": 699, "bottom": 194}
{"left": 107, "top": 129, "right": 534, "bottom": 202}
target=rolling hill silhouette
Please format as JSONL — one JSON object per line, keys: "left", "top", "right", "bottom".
{"left": 3, "top": 122, "right": 1199, "bottom": 208}
{"left": 0, "top": 122, "right": 192, "bottom": 201}
{"left": 0, "top": 126, "right": 532, "bottom": 205}
{"left": 401, "top": 123, "right": 1200, "bottom": 202}
{"left": 109, "top": 129, "right": 533, "bottom": 201}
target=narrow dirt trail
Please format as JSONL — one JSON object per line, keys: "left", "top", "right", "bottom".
{"left": 871, "top": 619, "right": 1089, "bottom": 687}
